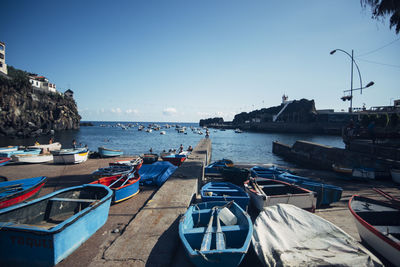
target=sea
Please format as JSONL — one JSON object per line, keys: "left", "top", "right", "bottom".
{"left": 0, "top": 121, "right": 344, "bottom": 165}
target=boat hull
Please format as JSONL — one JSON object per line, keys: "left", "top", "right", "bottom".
{"left": 179, "top": 201, "right": 252, "bottom": 267}
{"left": 244, "top": 179, "right": 316, "bottom": 212}
{"left": 0, "top": 157, "right": 11, "bottom": 166}
{"left": 0, "top": 184, "right": 112, "bottom": 266}
{"left": 141, "top": 153, "right": 159, "bottom": 164}
{"left": 11, "top": 154, "right": 53, "bottom": 164}
{"left": 0, "top": 176, "right": 47, "bottom": 209}
{"left": 98, "top": 147, "right": 123, "bottom": 157}
{"left": 391, "top": 169, "right": 400, "bottom": 184}
{"left": 161, "top": 155, "right": 186, "bottom": 166}
{"left": 349, "top": 195, "right": 400, "bottom": 265}
{"left": 29, "top": 142, "right": 62, "bottom": 152}
{"left": 90, "top": 173, "right": 140, "bottom": 203}
{"left": 201, "top": 182, "right": 250, "bottom": 211}
{"left": 53, "top": 149, "right": 89, "bottom": 164}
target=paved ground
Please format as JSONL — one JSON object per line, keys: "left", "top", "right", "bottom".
{"left": 1, "top": 155, "right": 399, "bottom": 266}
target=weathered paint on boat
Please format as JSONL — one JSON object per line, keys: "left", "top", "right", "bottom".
{"left": 179, "top": 201, "right": 253, "bottom": 267}
{"left": 0, "top": 184, "right": 112, "bottom": 266}
{"left": 349, "top": 195, "right": 400, "bottom": 266}
{"left": 201, "top": 182, "right": 250, "bottom": 211}
{"left": 0, "top": 176, "right": 47, "bottom": 209}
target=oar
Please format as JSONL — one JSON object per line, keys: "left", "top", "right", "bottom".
{"left": 215, "top": 209, "right": 226, "bottom": 250}
{"left": 0, "top": 183, "right": 23, "bottom": 193}
{"left": 373, "top": 188, "right": 400, "bottom": 208}
{"left": 200, "top": 207, "right": 215, "bottom": 251}
{"left": 108, "top": 167, "right": 136, "bottom": 188}
{"left": 252, "top": 178, "right": 267, "bottom": 200}
{"left": 120, "top": 169, "right": 137, "bottom": 187}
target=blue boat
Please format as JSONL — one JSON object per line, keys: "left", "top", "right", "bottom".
{"left": 138, "top": 161, "right": 178, "bottom": 186}
{"left": 0, "top": 184, "right": 113, "bottom": 266}
{"left": 251, "top": 166, "right": 343, "bottom": 206}
{"left": 0, "top": 146, "right": 18, "bottom": 153}
{"left": 204, "top": 159, "right": 234, "bottom": 177}
{"left": 201, "top": 182, "right": 250, "bottom": 211}
{"left": 179, "top": 201, "right": 253, "bottom": 267}
{"left": 98, "top": 146, "right": 123, "bottom": 157}
{"left": 0, "top": 148, "right": 42, "bottom": 158}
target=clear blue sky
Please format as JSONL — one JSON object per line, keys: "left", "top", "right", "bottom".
{"left": 3, "top": 0, "right": 399, "bottom": 122}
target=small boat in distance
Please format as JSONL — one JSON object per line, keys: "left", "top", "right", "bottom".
{"left": 179, "top": 201, "right": 253, "bottom": 267}
{"left": 0, "top": 184, "right": 112, "bottom": 266}
{"left": 0, "top": 176, "right": 47, "bottom": 209}
{"left": 201, "top": 182, "right": 250, "bottom": 211}
{"left": 98, "top": 147, "right": 123, "bottom": 157}
{"left": 234, "top": 128, "right": 243, "bottom": 133}
{"left": 349, "top": 195, "right": 400, "bottom": 265}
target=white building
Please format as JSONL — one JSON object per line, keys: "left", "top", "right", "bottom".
{"left": 29, "top": 75, "right": 57, "bottom": 93}
{"left": 0, "top": 41, "right": 7, "bottom": 75}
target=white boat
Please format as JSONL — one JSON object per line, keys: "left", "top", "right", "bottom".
{"left": 0, "top": 146, "right": 18, "bottom": 153}
{"left": 391, "top": 168, "right": 400, "bottom": 184}
{"left": 29, "top": 142, "right": 62, "bottom": 152}
{"left": 244, "top": 178, "right": 316, "bottom": 212}
{"left": 349, "top": 195, "right": 399, "bottom": 266}
{"left": 352, "top": 167, "right": 375, "bottom": 180}
{"left": 52, "top": 148, "right": 89, "bottom": 164}
{"left": 234, "top": 128, "right": 243, "bottom": 133}
{"left": 160, "top": 131, "right": 166, "bottom": 135}
{"left": 252, "top": 204, "right": 382, "bottom": 266}
{"left": 11, "top": 153, "right": 53, "bottom": 164}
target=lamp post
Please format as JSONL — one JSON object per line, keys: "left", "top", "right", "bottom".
{"left": 330, "top": 49, "right": 374, "bottom": 113}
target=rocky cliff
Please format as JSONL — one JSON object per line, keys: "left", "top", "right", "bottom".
{"left": 0, "top": 67, "right": 81, "bottom": 137}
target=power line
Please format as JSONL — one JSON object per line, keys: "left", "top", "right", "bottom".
{"left": 357, "top": 58, "right": 400, "bottom": 69}
{"left": 356, "top": 37, "right": 400, "bottom": 58}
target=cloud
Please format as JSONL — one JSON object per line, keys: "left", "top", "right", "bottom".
{"left": 111, "top": 108, "right": 122, "bottom": 113}
{"left": 126, "top": 109, "right": 139, "bottom": 114}
{"left": 163, "top": 107, "right": 177, "bottom": 116}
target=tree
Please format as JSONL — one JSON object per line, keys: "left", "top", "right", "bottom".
{"left": 361, "top": 0, "right": 400, "bottom": 34}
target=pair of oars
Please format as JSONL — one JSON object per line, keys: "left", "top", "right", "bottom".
{"left": 0, "top": 183, "right": 23, "bottom": 194}
{"left": 200, "top": 207, "right": 226, "bottom": 251}
{"left": 108, "top": 168, "right": 137, "bottom": 188}
{"left": 373, "top": 188, "right": 400, "bottom": 209}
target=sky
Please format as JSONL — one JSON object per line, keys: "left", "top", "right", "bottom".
{"left": 2, "top": 0, "right": 399, "bottom": 122}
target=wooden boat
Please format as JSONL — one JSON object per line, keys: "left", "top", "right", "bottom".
{"left": 90, "top": 170, "right": 140, "bottom": 203}
{"left": 29, "top": 142, "right": 62, "bottom": 152}
{"left": 244, "top": 178, "right": 316, "bottom": 212}
{"left": 251, "top": 166, "right": 343, "bottom": 207}
{"left": 0, "top": 157, "right": 11, "bottom": 166}
{"left": 93, "top": 158, "right": 143, "bottom": 179}
{"left": 52, "top": 148, "right": 89, "bottom": 164}
{"left": 98, "top": 146, "right": 123, "bottom": 157}
{"left": 141, "top": 153, "right": 159, "bottom": 164}
{"left": 11, "top": 153, "right": 53, "bottom": 164}
{"left": 391, "top": 168, "right": 400, "bottom": 184}
{"left": 0, "top": 184, "right": 112, "bottom": 266}
{"left": 161, "top": 153, "right": 186, "bottom": 166}
{"left": 0, "top": 176, "right": 47, "bottom": 209}
{"left": 139, "top": 161, "right": 177, "bottom": 186}
{"left": 253, "top": 204, "right": 382, "bottom": 266}
{"left": 179, "top": 201, "right": 253, "bottom": 267}
{"left": 0, "top": 146, "right": 18, "bottom": 153}
{"left": 201, "top": 182, "right": 250, "bottom": 211}
{"left": 221, "top": 167, "right": 250, "bottom": 185}
{"left": 0, "top": 148, "right": 42, "bottom": 158}
{"left": 349, "top": 195, "right": 400, "bottom": 265}
{"left": 204, "top": 159, "right": 234, "bottom": 177}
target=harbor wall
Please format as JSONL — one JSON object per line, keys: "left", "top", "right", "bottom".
{"left": 273, "top": 140, "right": 400, "bottom": 174}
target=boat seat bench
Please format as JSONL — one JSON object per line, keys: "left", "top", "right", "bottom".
{"left": 186, "top": 225, "right": 244, "bottom": 234}
{"left": 49, "top": 197, "right": 98, "bottom": 203}
{"left": 259, "top": 184, "right": 287, "bottom": 188}
{"left": 374, "top": 225, "right": 400, "bottom": 234}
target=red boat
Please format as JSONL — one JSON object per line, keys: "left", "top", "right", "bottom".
{"left": 0, "top": 176, "right": 47, "bottom": 209}
{"left": 161, "top": 153, "right": 186, "bottom": 166}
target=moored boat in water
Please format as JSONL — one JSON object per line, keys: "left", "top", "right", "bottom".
{"left": 179, "top": 201, "right": 253, "bottom": 267}
{"left": 244, "top": 178, "right": 316, "bottom": 212}
{"left": 201, "top": 182, "right": 250, "bottom": 211}
{"left": 0, "top": 176, "right": 47, "bottom": 209}
{"left": 0, "top": 184, "right": 112, "bottom": 266}
{"left": 349, "top": 195, "right": 400, "bottom": 266}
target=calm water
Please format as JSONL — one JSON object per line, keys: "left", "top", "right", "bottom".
{"left": 0, "top": 121, "right": 344, "bottom": 164}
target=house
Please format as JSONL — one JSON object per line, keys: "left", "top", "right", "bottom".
{"left": 64, "top": 89, "right": 74, "bottom": 98}
{"left": 0, "top": 41, "right": 7, "bottom": 75}
{"left": 29, "top": 75, "right": 57, "bottom": 93}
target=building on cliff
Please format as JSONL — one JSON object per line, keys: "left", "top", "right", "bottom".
{"left": 0, "top": 41, "right": 7, "bottom": 75}
{"left": 28, "top": 74, "right": 57, "bottom": 93}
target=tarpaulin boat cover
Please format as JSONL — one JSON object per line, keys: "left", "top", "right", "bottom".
{"left": 138, "top": 161, "right": 177, "bottom": 186}
{"left": 252, "top": 204, "right": 382, "bottom": 267}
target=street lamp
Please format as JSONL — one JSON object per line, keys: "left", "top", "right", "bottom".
{"left": 330, "top": 49, "right": 374, "bottom": 112}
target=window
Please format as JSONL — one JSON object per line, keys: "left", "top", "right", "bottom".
{"left": 0, "top": 62, "right": 2, "bottom": 67}
{"left": 0, "top": 53, "right": 4, "bottom": 59}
